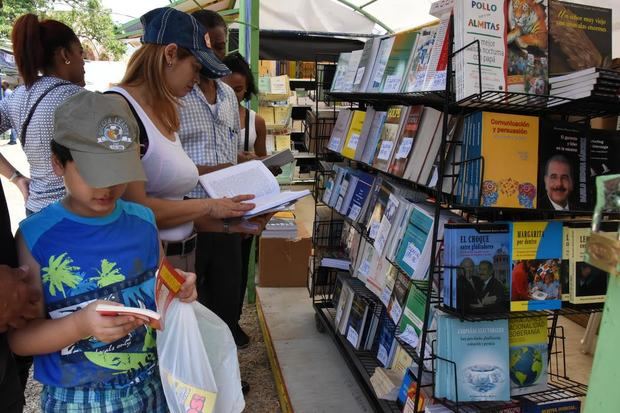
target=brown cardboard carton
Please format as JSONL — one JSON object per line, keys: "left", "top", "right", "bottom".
{"left": 258, "top": 225, "right": 312, "bottom": 287}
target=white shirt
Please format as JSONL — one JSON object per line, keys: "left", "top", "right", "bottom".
{"left": 239, "top": 108, "right": 257, "bottom": 152}
{"left": 548, "top": 196, "right": 569, "bottom": 211}
{"left": 109, "top": 87, "right": 199, "bottom": 242}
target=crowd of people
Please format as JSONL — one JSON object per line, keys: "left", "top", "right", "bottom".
{"left": 0, "top": 6, "right": 270, "bottom": 412}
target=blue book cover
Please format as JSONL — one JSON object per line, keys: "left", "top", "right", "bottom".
{"left": 394, "top": 205, "right": 434, "bottom": 280}
{"left": 443, "top": 223, "right": 511, "bottom": 313}
{"left": 374, "top": 314, "right": 397, "bottom": 367}
{"left": 345, "top": 170, "right": 375, "bottom": 222}
{"left": 509, "top": 221, "right": 563, "bottom": 311}
{"left": 451, "top": 318, "right": 510, "bottom": 402}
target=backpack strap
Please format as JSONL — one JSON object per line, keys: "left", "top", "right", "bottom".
{"left": 20, "top": 81, "right": 72, "bottom": 146}
{"left": 104, "top": 91, "right": 148, "bottom": 158}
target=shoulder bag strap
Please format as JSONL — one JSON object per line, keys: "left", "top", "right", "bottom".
{"left": 20, "top": 81, "right": 72, "bottom": 146}
{"left": 244, "top": 107, "right": 250, "bottom": 152}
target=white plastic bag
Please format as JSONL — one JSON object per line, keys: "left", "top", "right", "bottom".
{"left": 157, "top": 299, "right": 218, "bottom": 413}
{"left": 192, "top": 302, "right": 245, "bottom": 413}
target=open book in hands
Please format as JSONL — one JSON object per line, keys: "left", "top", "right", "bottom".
{"left": 95, "top": 258, "right": 184, "bottom": 330}
{"left": 199, "top": 160, "right": 310, "bottom": 218}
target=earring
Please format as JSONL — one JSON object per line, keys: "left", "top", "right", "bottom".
{"left": 65, "top": 60, "right": 71, "bottom": 65}
{"left": 167, "top": 61, "right": 173, "bottom": 68}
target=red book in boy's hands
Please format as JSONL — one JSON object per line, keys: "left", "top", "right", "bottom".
{"left": 95, "top": 304, "right": 162, "bottom": 330}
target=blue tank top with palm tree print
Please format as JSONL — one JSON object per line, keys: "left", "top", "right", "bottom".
{"left": 19, "top": 199, "right": 160, "bottom": 389}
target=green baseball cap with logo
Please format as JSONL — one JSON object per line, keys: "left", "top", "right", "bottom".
{"left": 53, "top": 90, "right": 147, "bottom": 188}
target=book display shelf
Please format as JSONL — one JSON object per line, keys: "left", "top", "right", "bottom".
{"left": 308, "top": 13, "right": 620, "bottom": 413}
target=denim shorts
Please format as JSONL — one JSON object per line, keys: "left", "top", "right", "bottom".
{"left": 40, "top": 370, "right": 168, "bottom": 413}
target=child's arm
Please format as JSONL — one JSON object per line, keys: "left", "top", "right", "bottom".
{"left": 8, "top": 232, "right": 145, "bottom": 357}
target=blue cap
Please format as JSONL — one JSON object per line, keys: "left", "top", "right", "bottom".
{"left": 140, "top": 7, "right": 231, "bottom": 78}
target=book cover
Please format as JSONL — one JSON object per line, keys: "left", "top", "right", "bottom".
{"left": 480, "top": 112, "right": 539, "bottom": 209}
{"left": 587, "top": 129, "right": 620, "bottom": 210}
{"left": 548, "top": 0, "right": 612, "bottom": 76}
{"left": 404, "top": 108, "right": 445, "bottom": 185}
{"left": 387, "top": 270, "right": 411, "bottom": 325}
{"left": 330, "top": 52, "right": 352, "bottom": 92}
{"left": 326, "top": 109, "right": 353, "bottom": 153}
{"left": 372, "top": 106, "right": 406, "bottom": 172}
{"left": 346, "top": 292, "right": 371, "bottom": 349}
{"left": 390, "top": 342, "right": 414, "bottom": 380}
{"left": 451, "top": 318, "right": 511, "bottom": 402}
{"left": 387, "top": 105, "right": 424, "bottom": 177}
{"left": 380, "top": 29, "right": 419, "bottom": 93}
{"left": 569, "top": 224, "right": 612, "bottom": 304}
{"left": 374, "top": 193, "right": 401, "bottom": 256}
{"left": 404, "top": 26, "right": 439, "bottom": 93}
{"left": 560, "top": 222, "right": 572, "bottom": 301}
{"left": 345, "top": 170, "right": 376, "bottom": 222}
{"left": 341, "top": 49, "right": 364, "bottom": 93}
{"left": 336, "top": 281, "right": 355, "bottom": 334}
{"left": 454, "top": 0, "right": 507, "bottom": 101}
{"left": 444, "top": 223, "right": 511, "bottom": 313}
{"left": 422, "top": 3, "right": 452, "bottom": 91}
{"left": 509, "top": 221, "right": 563, "bottom": 311}
{"left": 505, "top": 0, "right": 549, "bottom": 95}
{"left": 375, "top": 314, "right": 397, "bottom": 368}
{"left": 367, "top": 36, "right": 396, "bottom": 93}
{"left": 360, "top": 111, "right": 388, "bottom": 165}
{"left": 509, "top": 316, "right": 548, "bottom": 396}
{"left": 354, "top": 37, "right": 382, "bottom": 92}
{"left": 341, "top": 110, "right": 367, "bottom": 159}
{"left": 537, "top": 120, "right": 587, "bottom": 211}
{"left": 394, "top": 204, "right": 435, "bottom": 280}
{"left": 353, "top": 106, "right": 376, "bottom": 161}
{"left": 397, "top": 282, "right": 427, "bottom": 349}
{"left": 366, "top": 180, "right": 395, "bottom": 241}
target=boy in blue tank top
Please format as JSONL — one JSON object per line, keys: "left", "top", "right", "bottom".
{"left": 8, "top": 90, "right": 197, "bottom": 412}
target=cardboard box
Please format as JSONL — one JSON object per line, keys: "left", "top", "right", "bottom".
{"left": 258, "top": 225, "right": 311, "bottom": 287}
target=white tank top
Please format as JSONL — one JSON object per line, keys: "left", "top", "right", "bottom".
{"left": 239, "top": 109, "right": 257, "bottom": 152}
{"left": 109, "top": 87, "right": 199, "bottom": 242}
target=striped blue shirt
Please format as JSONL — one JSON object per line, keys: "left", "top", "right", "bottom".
{"left": 178, "top": 81, "right": 240, "bottom": 199}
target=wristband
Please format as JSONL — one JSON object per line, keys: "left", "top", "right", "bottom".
{"left": 9, "top": 170, "right": 21, "bottom": 182}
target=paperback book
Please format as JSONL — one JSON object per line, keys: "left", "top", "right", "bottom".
{"left": 508, "top": 316, "right": 548, "bottom": 395}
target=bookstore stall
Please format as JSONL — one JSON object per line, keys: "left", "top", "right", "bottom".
{"left": 304, "top": 0, "right": 620, "bottom": 412}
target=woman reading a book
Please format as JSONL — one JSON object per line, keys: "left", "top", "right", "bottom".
{"left": 110, "top": 8, "right": 265, "bottom": 272}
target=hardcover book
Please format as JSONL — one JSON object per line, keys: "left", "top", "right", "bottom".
{"left": 509, "top": 221, "right": 563, "bottom": 311}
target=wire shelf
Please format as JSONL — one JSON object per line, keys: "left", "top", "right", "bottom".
{"left": 436, "top": 303, "right": 603, "bottom": 322}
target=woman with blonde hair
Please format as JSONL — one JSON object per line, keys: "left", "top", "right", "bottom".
{"left": 109, "top": 7, "right": 259, "bottom": 271}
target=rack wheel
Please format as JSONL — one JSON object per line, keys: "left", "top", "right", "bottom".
{"left": 315, "top": 312, "right": 326, "bottom": 333}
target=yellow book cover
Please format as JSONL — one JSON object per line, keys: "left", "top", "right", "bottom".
{"left": 389, "top": 343, "right": 413, "bottom": 379}
{"left": 341, "top": 110, "right": 367, "bottom": 159}
{"left": 258, "top": 105, "right": 275, "bottom": 125}
{"left": 480, "top": 112, "right": 539, "bottom": 208}
{"left": 508, "top": 316, "right": 548, "bottom": 395}
{"left": 275, "top": 135, "right": 291, "bottom": 151}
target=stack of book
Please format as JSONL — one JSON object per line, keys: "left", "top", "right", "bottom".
{"left": 549, "top": 67, "right": 620, "bottom": 102}
{"left": 262, "top": 212, "right": 297, "bottom": 239}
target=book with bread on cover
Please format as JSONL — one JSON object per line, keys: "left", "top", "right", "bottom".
{"left": 198, "top": 160, "right": 310, "bottom": 218}
{"left": 96, "top": 257, "right": 184, "bottom": 330}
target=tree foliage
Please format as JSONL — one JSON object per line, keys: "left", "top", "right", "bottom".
{"left": 1, "top": 0, "right": 126, "bottom": 60}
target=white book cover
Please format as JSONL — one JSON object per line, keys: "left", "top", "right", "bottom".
{"left": 326, "top": 109, "right": 353, "bottom": 152}
{"left": 342, "top": 49, "right": 364, "bottom": 93}
{"left": 199, "top": 160, "right": 309, "bottom": 217}
{"left": 404, "top": 27, "right": 438, "bottom": 92}
{"left": 366, "top": 36, "right": 396, "bottom": 93}
{"left": 422, "top": 0, "right": 454, "bottom": 91}
{"left": 331, "top": 52, "right": 352, "bottom": 92}
{"left": 455, "top": 0, "right": 507, "bottom": 101}
{"left": 354, "top": 37, "right": 382, "bottom": 92}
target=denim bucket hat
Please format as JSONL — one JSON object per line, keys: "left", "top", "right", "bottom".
{"left": 140, "top": 7, "right": 231, "bottom": 78}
